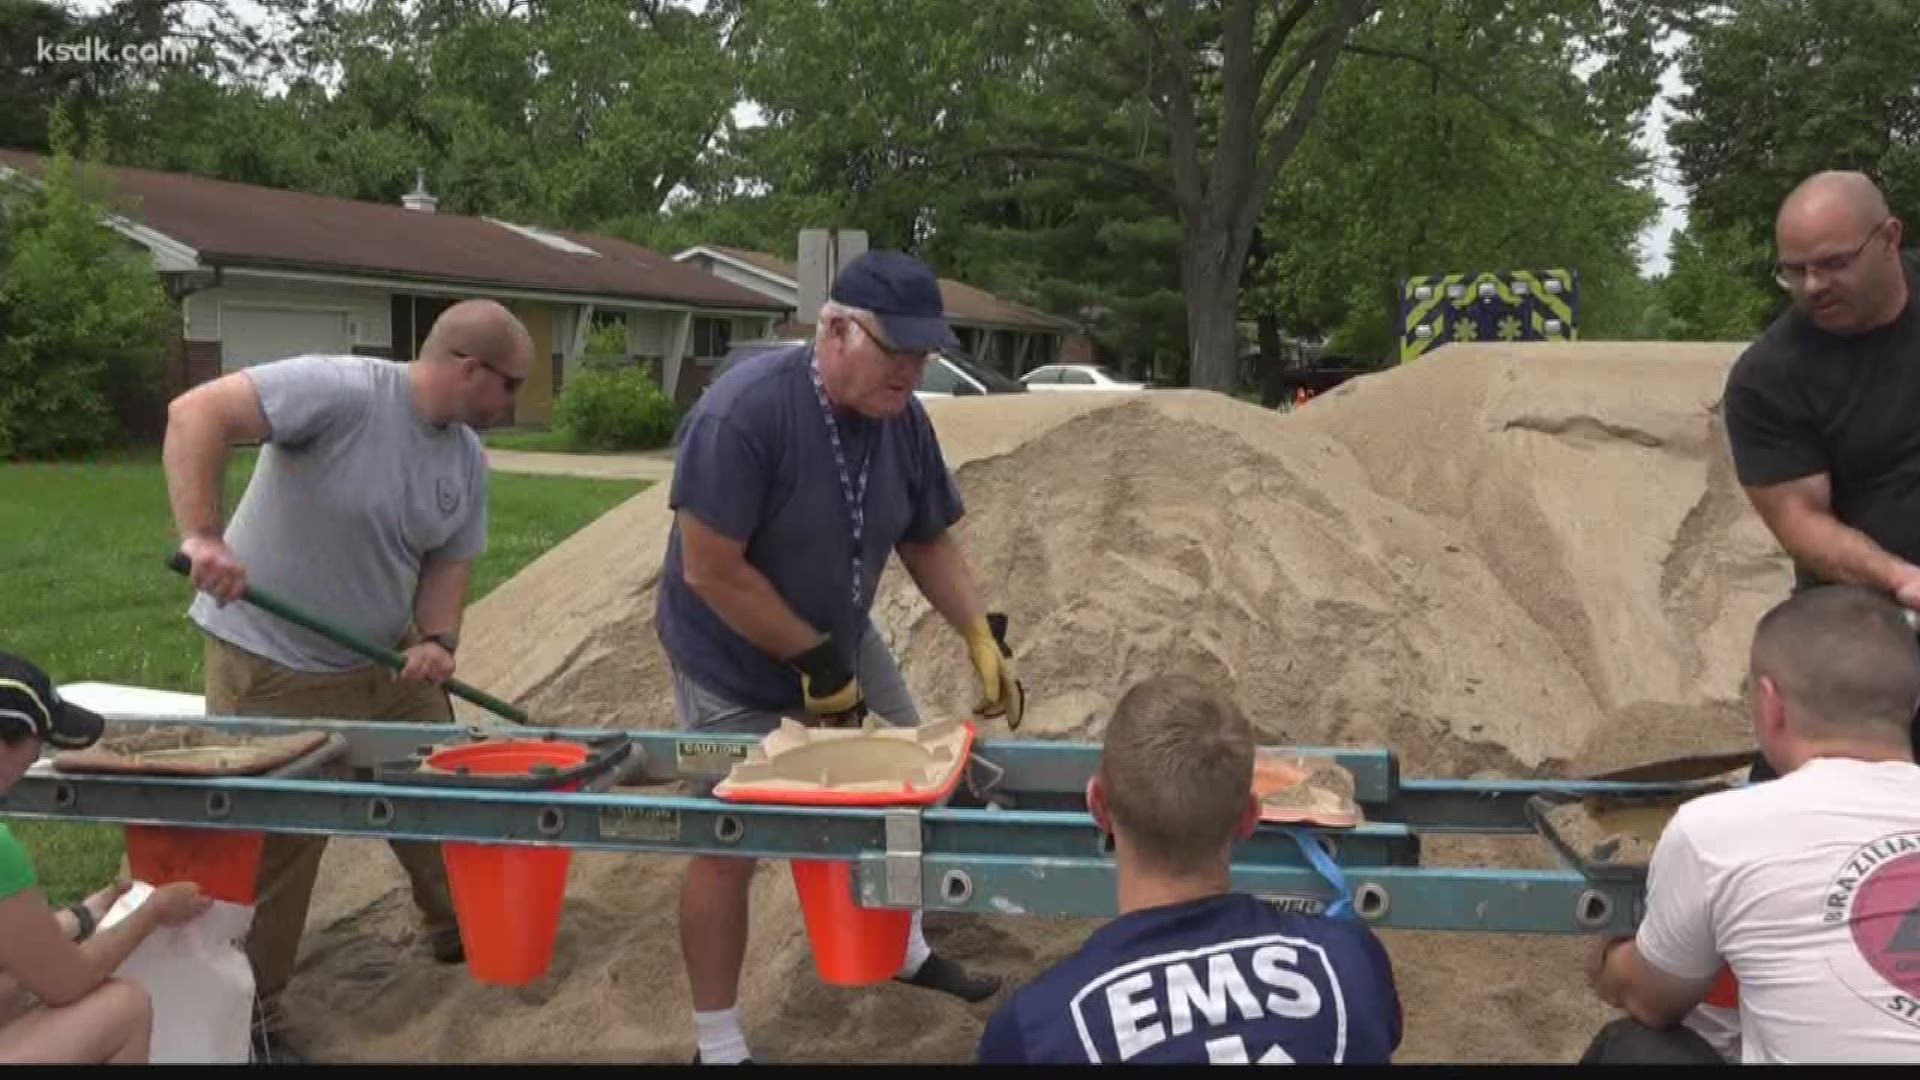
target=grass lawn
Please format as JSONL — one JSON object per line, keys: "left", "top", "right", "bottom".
{"left": 1, "top": 448, "right": 647, "bottom": 904}
{"left": 482, "top": 426, "right": 575, "bottom": 453}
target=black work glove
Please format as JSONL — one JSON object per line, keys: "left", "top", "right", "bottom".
{"left": 790, "top": 637, "right": 865, "bottom": 724}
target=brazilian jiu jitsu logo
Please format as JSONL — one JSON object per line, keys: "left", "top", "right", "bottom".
{"left": 1823, "top": 830, "right": 1920, "bottom": 1027}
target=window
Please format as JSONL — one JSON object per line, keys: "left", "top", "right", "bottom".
{"left": 918, "top": 358, "right": 970, "bottom": 395}
{"left": 692, "top": 316, "right": 732, "bottom": 358}
{"left": 1060, "top": 368, "right": 1096, "bottom": 385}
{"left": 390, "top": 294, "right": 453, "bottom": 359}
{"left": 939, "top": 348, "right": 1022, "bottom": 392}
{"left": 1024, "top": 366, "right": 1061, "bottom": 384}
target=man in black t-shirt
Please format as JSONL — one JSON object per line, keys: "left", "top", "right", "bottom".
{"left": 1723, "top": 170, "right": 1920, "bottom": 780}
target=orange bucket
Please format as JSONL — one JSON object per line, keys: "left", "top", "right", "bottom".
{"left": 124, "top": 824, "right": 265, "bottom": 905}
{"left": 425, "top": 740, "right": 590, "bottom": 986}
{"left": 790, "top": 859, "right": 911, "bottom": 985}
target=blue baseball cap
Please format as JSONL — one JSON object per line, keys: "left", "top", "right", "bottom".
{"left": 829, "top": 250, "right": 959, "bottom": 352}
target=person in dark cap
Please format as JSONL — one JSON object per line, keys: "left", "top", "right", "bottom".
{"left": 0, "top": 653, "right": 210, "bottom": 1063}
{"left": 654, "top": 249, "right": 1023, "bottom": 1063}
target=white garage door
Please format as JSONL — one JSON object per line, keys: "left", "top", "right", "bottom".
{"left": 221, "top": 306, "right": 351, "bottom": 370}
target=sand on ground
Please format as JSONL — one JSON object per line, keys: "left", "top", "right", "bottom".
{"left": 279, "top": 341, "right": 1787, "bottom": 1063}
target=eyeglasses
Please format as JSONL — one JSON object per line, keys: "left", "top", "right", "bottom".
{"left": 1775, "top": 218, "right": 1893, "bottom": 290}
{"left": 844, "top": 317, "right": 929, "bottom": 363}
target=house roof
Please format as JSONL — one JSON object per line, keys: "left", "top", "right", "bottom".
{"left": 684, "top": 244, "right": 1082, "bottom": 334}
{"left": 0, "top": 149, "right": 787, "bottom": 312}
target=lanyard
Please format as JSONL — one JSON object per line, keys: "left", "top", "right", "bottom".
{"left": 807, "top": 349, "right": 874, "bottom": 609}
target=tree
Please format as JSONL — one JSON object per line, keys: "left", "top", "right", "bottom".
{"left": 1242, "top": 0, "right": 1661, "bottom": 372}
{"left": 4, "top": 0, "right": 298, "bottom": 165}
{"left": 100, "top": 0, "right": 745, "bottom": 228}
{"left": 1669, "top": 0, "right": 1920, "bottom": 241}
{"left": 640, "top": 0, "right": 1177, "bottom": 368}
{"left": 1652, "top": 222, "right": 1781, "bottom": 341}
{"left": 0, "top": 104, "right": 173, "bottom": 459}
{"left": 964, "top": 0, "right": 1377, "bottom": 390}
{"left": 968, "top": 0, "right": 1688, "bottom": 390}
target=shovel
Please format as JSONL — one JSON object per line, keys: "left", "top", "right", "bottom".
{"left": 166, "top": 552, "right": 529, "bottom": 726}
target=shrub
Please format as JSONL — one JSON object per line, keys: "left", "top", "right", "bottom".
{"left": 554, "top": 362, "right": 680, "bottom": 451}
{"left": 0, "top": 106, "right": 172, "bottom": 460}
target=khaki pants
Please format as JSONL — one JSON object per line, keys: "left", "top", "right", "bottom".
{"left": 202, "top": 633, "right": 460, "bottom": 1007}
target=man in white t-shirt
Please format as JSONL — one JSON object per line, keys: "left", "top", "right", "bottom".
{"left": 1584, "top": 583, "right": 1920, "bottom": 1063}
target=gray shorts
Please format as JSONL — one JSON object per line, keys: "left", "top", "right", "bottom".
{"left": 670, "top": 623, "right": 921, "bottom": 795}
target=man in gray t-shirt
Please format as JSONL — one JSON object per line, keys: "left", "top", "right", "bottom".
{"left": 186, "top": 352, "right": 491, "bottom": 670}
{"left": 162, "top": 298, "right": 531, "bottom": 1062}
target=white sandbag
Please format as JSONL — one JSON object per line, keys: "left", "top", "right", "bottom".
{"left": 99, "top": 882, "right": 255, "bottom": 1064}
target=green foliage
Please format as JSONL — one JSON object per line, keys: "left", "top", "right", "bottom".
{"left": 8, "top": 0, "right": 1700, "bottom": 397}
{"left": 1659, "top": 1, "right": 1920, "bottom": 320}
{"left": 0, "top": 104, "right": 173, "bottom": 460}
{"left": 1244, "top": 0, "right": 1663, "bottom": 364}
{"left": 581, "top": 321, "right": 628, "bottom": 362}
{"left": 1670, "top": 0, "right": 1920, "bottom": 240}
{"left": 554, "top": 364, "right": 680, "bottom": 451}
{"left": 96, "top": 0, "right": 743, "bottom": 227}
{"left": 1652, "top": 223, "right": 1782, "bottom": 341}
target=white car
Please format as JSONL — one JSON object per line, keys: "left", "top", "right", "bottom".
{"left": 715, "top": 340, "right": 1027, "bottom": 401}
{"left": 1019, "top": 364, "right": 1147, "bottom": 391}
{"left": 913, "top": 348, "right": 1029, "bottom": 399}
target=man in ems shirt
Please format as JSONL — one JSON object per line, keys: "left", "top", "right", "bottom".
{"left": 976, "top": 675, "right": 1402, "bottom": 1064}
{"left": 1586, "top": 585, "right": 1920, "bottom": 1063}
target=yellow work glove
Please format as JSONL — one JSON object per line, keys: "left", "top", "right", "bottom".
{"left": 790, "top": 637, "right": 865, "bottom": 722}
{"left": 963, "top": 612, "right": 1025, "bottom": 730}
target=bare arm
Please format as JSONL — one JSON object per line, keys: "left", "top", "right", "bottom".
{"left": 896, "top": 530, "right": 986, "bottom": 632}
{"left": 0, "top": 889, "right": 184, "bottom": 1008}
{"left": 1744, "top": 474, "right": 1920, "bottom": 598}
{"left": 414, "top": 554, "right": 471, "bottom": 640}
{"left": 397, "top": 554, "right": 474, "bottom": 684}
{"left": 1590, "top": 937, "right": 1714, "bottom": 1031}
{"left": 162, "top": 372, "right": 271, "bottom": 544}
{"left": 678, "top": 510, "right": 822, "bottom": 661}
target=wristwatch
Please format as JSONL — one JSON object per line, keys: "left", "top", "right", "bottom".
{"left": 68, "top": 902, "right": 96, "bottom": 942}
{"left": 424, "top": 631, "right": 458, "bottom": 656}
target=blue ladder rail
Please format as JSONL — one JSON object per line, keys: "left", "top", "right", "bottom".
{"left": 0, "top": 714, "right": 1691, "bottom": 935}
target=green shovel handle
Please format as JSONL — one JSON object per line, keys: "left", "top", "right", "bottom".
{"left": 166, "top": 552, "right": 529, "bottom": 725}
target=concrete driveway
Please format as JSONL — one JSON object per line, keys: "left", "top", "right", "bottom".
{"left": 485, "top": 447, "right": 676, "bottom": 482}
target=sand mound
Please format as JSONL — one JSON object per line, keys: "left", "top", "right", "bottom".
{"left": 283, "top": 342, "right": 1788, "bottom": 1063}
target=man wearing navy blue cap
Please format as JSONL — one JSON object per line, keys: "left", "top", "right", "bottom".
{"left": 654, "top": 249, "right": 1022, "bottom": 1063}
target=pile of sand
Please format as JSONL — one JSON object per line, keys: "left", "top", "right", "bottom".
{"left": 283, "top": 341, "right": 1788, "bottom": 1063}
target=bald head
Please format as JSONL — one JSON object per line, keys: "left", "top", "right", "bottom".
{"left": 1773, "top": 170, "right": 1906, "bottom": 334}
{"left": 1779, "top": 170, "right": 1891, "bottom": 235}
{"left": 1751, "top": 585, "right": 1920, "bottom": 744}
{"left": 412, "top": 299, "right": 534, "bottom": 429}
{"left": 420, "top": 299, "right": 533, "bottom": 376}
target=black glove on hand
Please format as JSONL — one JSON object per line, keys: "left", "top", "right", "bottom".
{"left": 791, "top": 637, "right": 864, "bottom": 722}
